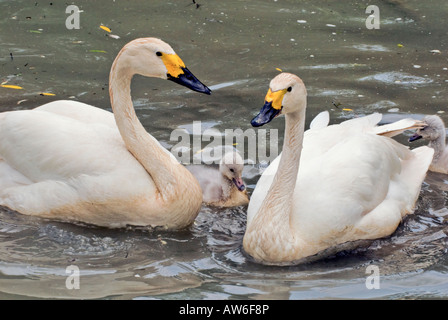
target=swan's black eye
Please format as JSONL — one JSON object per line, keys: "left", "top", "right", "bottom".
{"left": 156, "top": 51, "right": 162, "bottom": 57}
{"left": 230, "top": 168, "right": 235, "bottom": 173}
{"left": 287, "top": 86, "right": 292, "bottom": 92}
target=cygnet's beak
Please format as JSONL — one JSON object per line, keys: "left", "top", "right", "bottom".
{"left": 409, "top": 133, "right": 423, "bottom": 142}
{"left": 232, "top": 177, "right": 246, "bottom": 192}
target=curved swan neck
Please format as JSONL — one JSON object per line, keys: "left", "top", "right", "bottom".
{"left": 109, "top": 55, "right": 182, "bottom": 198}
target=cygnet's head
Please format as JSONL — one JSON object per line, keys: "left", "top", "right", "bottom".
{"left": 409, "top": 115, "right": 446, "bottom": 142}
{"left": 219, "top": 152, "right": 246, "bottom": 191}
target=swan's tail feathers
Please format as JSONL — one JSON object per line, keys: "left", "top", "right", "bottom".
{"left": 309, "top": 111, "right": 330, "bottom": 130}
{"left": 374, "top": 119, "right": 426, "bottom": 138}
{"left": 399, "top": 145, "right": 434, "bottom": 216}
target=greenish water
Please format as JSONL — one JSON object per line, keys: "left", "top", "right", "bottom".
{"left": 0, "top": 0, "right": 447, "bottom": 299}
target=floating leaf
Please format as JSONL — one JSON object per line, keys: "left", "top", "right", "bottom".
{"left": 342, "top": 108, "right": 353, "bottom": 111}
{"left": 100, "top": 25, "right": 111, "bottom": 33}
{"left": 397, "top": 43, "right": 404, "bottom": 48}
{"left": 89, "top": 50, "right": 107, "bottom": 53}
{"left": 107, "top": 34, "right": 120, "bottom": 39}
{"left": 40, "top": 92, "right": 55, "bottom": 96}
{"left": 1, "top": 84, "right": 23, "bottom": 90}
{"left": 275, "top": 67, "right": 283, "bottom": 72}
{"left": 29, "top": 30, "right": 42, "bottom": 33}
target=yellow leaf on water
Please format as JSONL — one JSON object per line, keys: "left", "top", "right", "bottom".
{"left": 100, "top": 25, "right": 111, "bottom": 33}
{"left": 40, "top": 92, "right": 55, "bottom": 96}
{"left": 342, "top": 108, "right": 353, "bottom": 111}
{"left": 397, "top": 43, "right": 404, "bottom": 48}
{"left": 1, "top": 84, "right": 23, "bottom": 90}
{"left": 275, "top": 68, "right": 283, "bottom": 72}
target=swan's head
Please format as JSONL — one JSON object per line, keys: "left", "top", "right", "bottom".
{"left": 409, "top": 115, "right": 446, "bottom": 142}
{"left": 251, "top": 73, "right": 306, "bottom": 127}
{"left": 220, "top": 152, "right": 246, "bottom": 191}
{"left": 114, "top": 38, "right": 211, "bottom": 94}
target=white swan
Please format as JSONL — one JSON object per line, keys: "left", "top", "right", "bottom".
{"left": 243, "top": 73, "right": 434, "bottom": 265}
{"left": 0, "top": 38, "right": 212, "bottom": 229}
{"left": 409, "top": 115, "right": 448, "bottom": 174}
{"left": 186, "top": 151, "right": 249, "bottom": 207}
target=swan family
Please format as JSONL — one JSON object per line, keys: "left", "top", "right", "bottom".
{"left": 0, "top": 37, "right": 440, "bottom": 265}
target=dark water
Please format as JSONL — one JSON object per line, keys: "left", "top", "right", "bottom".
{"left": 0, "top": 0, "right": 448, "bottom": 299}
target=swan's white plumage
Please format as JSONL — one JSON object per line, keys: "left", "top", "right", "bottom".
{"left": 0, "top": 38, "right": 209, "bottom": 229}
{"left": 243, "top": 73, "right": 433, "bottom": 265}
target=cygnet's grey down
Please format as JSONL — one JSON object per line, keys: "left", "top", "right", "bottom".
{"left": 186, "top": 152, "right": 249, "bottom": 207}
{"left": 410, "top": 115, "right": 448, "bottom": 174}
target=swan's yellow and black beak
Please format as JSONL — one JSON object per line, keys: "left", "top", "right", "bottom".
{"left": 251, "top": 88, "right": 286, "bottom": 127}
{"left": 161, "top": 53, "right": 211, "bottom": 95}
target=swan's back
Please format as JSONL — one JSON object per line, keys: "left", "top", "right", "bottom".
{"left": 248, "top": 114, "right": 434, "bottom": 242}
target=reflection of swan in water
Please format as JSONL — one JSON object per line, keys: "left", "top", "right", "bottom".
{"left": 187, "top": 151, "right": 249, "bottom": 207}
{"left": 243, "top": 72, "right": 433, "bottom": 265}
{"left": 0, "top": 38, "right": 211, "bottom": 229}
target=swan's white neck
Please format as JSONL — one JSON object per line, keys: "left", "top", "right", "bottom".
{"left": 244, "top": 107, "right": 306, "bottom": 262}
{"left": 108, "top": 54, "right": 202, "bottom": 212}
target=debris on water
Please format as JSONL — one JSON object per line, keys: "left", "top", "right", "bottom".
{"left": 397, "top": 43, "right": 404, "bottom": 48}
{"left": 40, "top": 92, "right": 55, "bottom": 96}
{"left": 0, "top": 84, "right": 23, "bottom": 90}
{"left": 430, "top": 49, "right": 441, "bottom": 54}
{"left": 99, "top": 25, "right": 111, "bottom": 33}
{"left": 413, "top": 65, "right": 422, "bottom": 68}
{"left": 107, "top": 34, "right": 120, "bottom": 39}
{"left": 388, "top": 108, "right": 400, "bottom": 112}
{"left": 89, "top": 50, "right": 107, "bottom": 53}
{"left": 297, "top": 20, "right": 307, "bottom": 24}
{"left": 17, "top": 99, "right": 28, "bottom": 105}
{"left": 326, "top": 24, "right": 336, "bottom": 27}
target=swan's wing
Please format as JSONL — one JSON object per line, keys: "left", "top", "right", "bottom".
{"left": 309, "top": 111, "right": 330, "bottom": 130}
{"left": 0, "top": 109, "right": 143, "bottom": 182}
{"left": 373, "top": 118, "right": 426, "bottom": 137}
{"left": 339, "top": 112, "right": 382, "bottom": 130}
{"left": 292, "top": 134, "right": 408, "bottom": 242}
{"left": 247, "top": 154, "right": 281, "bottom": 224}
{"left": 35, "top": 100, "right": 117, "bottom": 128}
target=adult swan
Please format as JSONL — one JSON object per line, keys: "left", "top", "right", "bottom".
{"left": 0, "top": 38, "right": 211, "bottom": 229}
{"left": 243, "top": 73, "right": 433, "bottom": 265}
